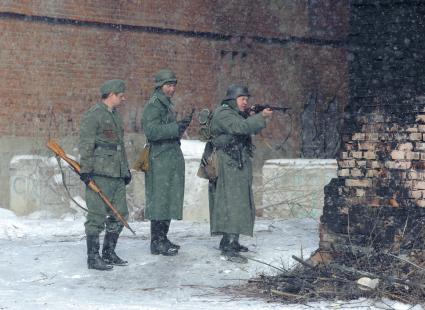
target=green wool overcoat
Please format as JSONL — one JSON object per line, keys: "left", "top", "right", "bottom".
{"left": 209, "top": 101, "right": 266, "bottom": 236}
{"left": 142, "top": 89, "right": 185, "bottom": 220}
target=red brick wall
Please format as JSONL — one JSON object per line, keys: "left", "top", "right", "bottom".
{"left": 0, "top": 0, "right": 349, "bottom": 38}
{"left": 0, "top": 1, "right": 349, "bottom": 157}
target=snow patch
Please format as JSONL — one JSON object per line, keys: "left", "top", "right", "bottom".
{"left": 265, "top": 158, "right": 337, "bottom": 169}
{"left": 0, "top": 207, "right": 17, "bottom": 219}
{"left": 181, "top": 139, "right": 205, "bottom": 159}
{"left": 0, "top": 217, "right": 419, "bottom": 309}
{"left": 0, "top": 208, "right": 25, "bottom": 239}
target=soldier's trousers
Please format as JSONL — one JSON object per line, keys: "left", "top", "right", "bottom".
{"left": 84, "top": 175, "right": 129, "bottom": 235}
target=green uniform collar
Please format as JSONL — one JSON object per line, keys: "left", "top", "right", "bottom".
{"left": 221, "top": 99, "right": 237, "bottom": 111}
{"left": 154, "top": 89, "right": 174, "bottom": 108}
{"left": 99, "top": 102, "right": 115, "bottom": 113}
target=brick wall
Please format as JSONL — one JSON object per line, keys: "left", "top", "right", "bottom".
{"left": 0, "top": 1, "right": 348, "bottom": 154}
{"left": 321, "top": 0, "right": 425, "bottom": 252}
{"left": 0, "top": 0, "right": 349, "bottom": 39}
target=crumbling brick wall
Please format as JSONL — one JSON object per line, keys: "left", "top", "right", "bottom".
{"left": 321, "top": 0, "right": 425, "bottom": 253}
{"left": 322, "top": 99, "right": 425, "bottom": 252}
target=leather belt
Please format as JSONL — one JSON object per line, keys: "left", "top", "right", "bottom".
{"left": 149, "top": 139, "right": 180, "bottom": 145}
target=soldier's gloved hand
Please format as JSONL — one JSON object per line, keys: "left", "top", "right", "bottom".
{"left": 124, "top": 171, "right": 132, "bottom": 185}
{"left": 80, "top": 173, "right": 92, "bottom": 185}
{"left": 177, "top": 109, "right": 194, "bottom": 133}
{"left": 177, "top": 119, "right": 191, "bottom": 136}
{"left": 182, "top": 110, "right": 194, "bottom": 124}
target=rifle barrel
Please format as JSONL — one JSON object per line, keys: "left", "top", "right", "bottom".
{"left": 250, "top": 104, "right": 289, "bottom": 113}
{"left": 271, "top": 107, "right": 289, "bottom": 111}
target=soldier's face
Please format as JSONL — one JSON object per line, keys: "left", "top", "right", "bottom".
{"left": 162, "top": 83, "right": 176, "bottom": 98}
{"left": 112, "top": 93, "right": 126, "bottom": 107}
{"left": 236, "top": 96, "right": 249, "bottom": 112}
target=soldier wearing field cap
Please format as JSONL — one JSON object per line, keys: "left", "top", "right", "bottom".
{"left": 141, "top": 69, "right": 193, "bottom": 256}
{"left": 79, "top": 79, "right": 131, "bottom": 270}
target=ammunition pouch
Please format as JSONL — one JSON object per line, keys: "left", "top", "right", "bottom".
{"left": 217, "top": 143, "right": 243, "bottom": 169}
{"left": 208, "top": 134, "right": 254, "bottom": 170}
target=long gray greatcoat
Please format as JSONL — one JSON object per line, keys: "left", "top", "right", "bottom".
{"left": 209, "top": 100, "right": 266, "bottom": 236}
{"left": 142, "top": 89, "right": 185, "bottom": 220}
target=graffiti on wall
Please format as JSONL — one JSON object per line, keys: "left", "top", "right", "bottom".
{"left": 9, "top": 157, "right": 83, "bottom": 216}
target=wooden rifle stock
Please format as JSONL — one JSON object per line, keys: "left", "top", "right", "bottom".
{"left": 46, "top": 140, "right": 136, "bottom": 235}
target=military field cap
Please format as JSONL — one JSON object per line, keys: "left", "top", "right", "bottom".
{"left": 100, "top": 79, "right": 126, "bottom": 96}
{"left": 224, "top": 84, "right": 250, "bottom": 100}
{"left": 154, "top": 69, "right": 177, "bottom": 88}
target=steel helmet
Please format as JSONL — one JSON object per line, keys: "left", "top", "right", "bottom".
{"left": 224, "top": 84, "right": 251, "bottom": 100}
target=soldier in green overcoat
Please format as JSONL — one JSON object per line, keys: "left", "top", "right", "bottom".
{"left": 209, "top": 85, "right": 273, "bottom": 263}
{"left": 79, "top": 79, "right": 132, "bottom": 270}
{"left": 142, "top": 69, "right": 192, "bottom": 256}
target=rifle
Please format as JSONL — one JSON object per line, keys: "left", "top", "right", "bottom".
{"left": 250, "top": 104, "right": 290, "bottom": 114}
{"left": 46, "top": 140, "right": 136, "bottom": 235}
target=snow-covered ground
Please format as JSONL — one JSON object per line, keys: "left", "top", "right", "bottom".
{"left": 0, "top": 208, "right": 421, "bottom": 310}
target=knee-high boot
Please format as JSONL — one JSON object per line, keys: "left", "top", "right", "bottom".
{"left": 163, "top": 220, "right": 180, "bottom": 250}
{"left": 102, "top": 232, "right": 128, "bottom": 266}
{"left": 150, "top": 220, "right": 178, "bottom": 256}
{"left": 87, "top": 235, "right": 113, "bottom": 270}
{"left": 220, "top": 233, "right": 247, "bottom": 264}
{"left": 231, "top": 234, "right": 249, "bottom": 252}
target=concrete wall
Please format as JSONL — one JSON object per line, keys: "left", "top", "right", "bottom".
{"left": 0, "top": 134, "right": 145, "bottom": 211}
{"left": 261, "top": 159, "right": 337, "bottom": 219}
{"left": 7, "top": 141, "right": 337, "bottom": 221}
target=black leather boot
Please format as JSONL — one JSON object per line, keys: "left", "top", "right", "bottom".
{"left": 102, "top": 232, "right": 128, "bottom": 266}
{"left": 150, "top": 220, "right": 178, "bottom": 256}
{"left": 87, "top": 235, "right": 113, "bottom": 270}
{"left": 221, "top": 233, "right": 248, "bottom": 264}
{"left": 219, "top": 233, "right": 230, "bottom": 251}
{"left": 163, "top": 220, "right": 180, "bottom": 250}
{"left": 219, "top": 234, "right": 248, "bottom": 252}
{"left": 232, "top": 234, "right": 249, "bottom": 252}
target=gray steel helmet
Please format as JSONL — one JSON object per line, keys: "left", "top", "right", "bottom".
{"left": 224, "top": 84, "right": 251, "bottom": 100}
{"left": 154, "top": 69, "right": 177, "bottom": 88}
